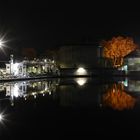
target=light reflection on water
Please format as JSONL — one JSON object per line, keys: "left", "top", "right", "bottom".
{"left": 0, "top": 78, "right": 139, "bottom": 110}
{"left": 75, "top": 78, "right": 88, "bottom": 86}
{"left": 102, "top": 83, "right": 136, "bottom": 110}
{"left": 0, "top": 79, "right": 60, "bottom": 106}
{"left": 0, "top": 77, "right": 140, "bottom": 134}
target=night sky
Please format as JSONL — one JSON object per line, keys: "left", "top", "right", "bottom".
{"left": 0, "top": 3, "right": 140, "bottom": 52}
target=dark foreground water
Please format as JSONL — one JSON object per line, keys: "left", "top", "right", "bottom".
{"left": 0, "top": 77, "right": 140, "bottom": 138}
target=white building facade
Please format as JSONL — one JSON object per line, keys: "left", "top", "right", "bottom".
{"left": 5, "top": 55, "right": 59, "bottom": 77}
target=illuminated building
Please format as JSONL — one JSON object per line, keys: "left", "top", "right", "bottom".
{"left": 5, "top": 54, "right": 59, "bottom": 77}
{"left": 116, "top": 49, "right": 140, "bottom": 75}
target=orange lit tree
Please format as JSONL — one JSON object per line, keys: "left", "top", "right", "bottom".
{"left": 102, "top": 83, "right": 136, "bottom": 111}
{"left": 101, "top": 36, "right": 137, "bottom": 68}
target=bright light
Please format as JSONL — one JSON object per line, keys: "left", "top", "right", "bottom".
{"left": 0, "top": 36, "right": 6, "bottom": 55}
{"left": 0, "top": 40, "right": 4, "bottom": 48}
{"left": 77, "top": 67, "right": 85, "bottom": 73}
{"left": 49, "top": 91, "right": 51, "bottom": 95}
{"left": 0, "top": 114, "right": 4, "bottom": 122}
{"left": 32, "top": 92, "right": 36, "bottom": 95}
{"left": 13, "top": 63, "right": 19, "bottom": 69}
{"left": 12, "top": 63, "right": 19, "bottom": 76}
{"left": 45, "top": 85, "right": 48, "bottom": 91}
{"left": 13, "top": 85, "right": 19, "bottom": 97}
{"left": 76, "top": 67, "right": 87, "bottom": 75}
{"left": 0, "top": 36, "right": 6, "bottom": 48}
{"left": 0, "top": 111, "right": 8, "bottom": 124}
{"left": 76, "top": 78, "right": 87, "bottom": 86}
{"left": 0, "top": 34, "right": 8, "bottom": 50}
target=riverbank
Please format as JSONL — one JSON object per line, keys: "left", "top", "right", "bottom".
{"left": 0, "top": 68, "right": 126, "bottom": 82}
{"left": 59, "top": 68, "right": 126, "bottom": 77}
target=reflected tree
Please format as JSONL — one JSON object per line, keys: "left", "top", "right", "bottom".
{"left": 102, "top": 83, "right": 136, "bottom": 110}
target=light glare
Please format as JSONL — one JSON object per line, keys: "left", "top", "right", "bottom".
{"left": 13, "top": 85, "right": 19, "bottom": 97}
{"left": 76, "top": 78, "right": 87, "bottom": 86}
{"left": 0, "top": 38, "right": 5, "bottom": 48}
{"left": 76, "top": 67, "right": 87, "bottom": 75}
{"left": 0, "top": 114, "right": 3, "bottom": 122}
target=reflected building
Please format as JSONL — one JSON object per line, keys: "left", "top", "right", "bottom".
{"left": 0, "top": 79, "right": 60, "bottom": 106}
{"left": 128, "top": 81, "right": 140, "bottom": 93}
{"left": 121, "top": 49, "right": 140, "bottom": 74}
{"left": 122, "top": 78, "right": 140, "bottom": 94}
{"left": 6, "top": 82, "right": 27, "bottom": 98}
{"left": 1, "top": 78, "right": 140, "bottom": 110}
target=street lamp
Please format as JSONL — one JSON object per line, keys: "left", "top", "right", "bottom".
{"left": 0, "top": 36, "right": 7, "bottom": 55}
{"left": 0, "top": 38, "right": 5, "bottom": 48}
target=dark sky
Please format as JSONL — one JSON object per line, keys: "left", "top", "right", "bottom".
{"left": 0, "top": 2, "right": 140, "bottom": 52}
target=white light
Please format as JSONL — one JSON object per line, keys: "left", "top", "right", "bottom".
{"left": 12, "top": 63, "right": 19, "bottom": 76}
{"left": 13, "top": 63, "right": 19, "bottom": 69}
{"left": 0, "top": 112, "right": 7, "bottom": 124}
{"left": 32, "top": 92, "right": 36, "bottom": 95}
{"left": 45, "top": 86, "right": 48, "bottom": 91}
{"left": 76, "top": 78, "right": 87, "bottom": 86}
{"left": 13, "top": 85, "right": 19, "bottom": 97}
{"left": 0, "top": 40, "right": 4, "bottom": 48}
{"left": 76, "top": 67, "right": 87, "bottom": 75}
{"left": 0, "top": 34, "right": 8, "bottom": 53}
{"left": 0, "top": 37, "right": 6, "bottom": 48}
{"left": 0, "top": 114, "right": 3, "bottom": 122}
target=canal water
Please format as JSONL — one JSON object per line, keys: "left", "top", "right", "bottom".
{"left": 0, "top": 77, "right": 140, "bottom": 138}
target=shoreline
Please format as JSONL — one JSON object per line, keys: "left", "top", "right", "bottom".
{"left": 0, "top": 68, "right": 140, "bottom": 82}
{"left": 0, "top": 74, "right": 128, "bottom": 82}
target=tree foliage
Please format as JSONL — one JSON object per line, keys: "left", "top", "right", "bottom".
{"left": 101, "top": 36, "right": 137, "bottom": 67}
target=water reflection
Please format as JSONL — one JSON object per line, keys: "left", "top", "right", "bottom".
{"left": 1, "top": 78, "right": 140, "bottom": 137}
{"left": 0, "top": 77, "right": 140, "bottom": 110}
{"left": 125, "top": 79, "right": 140, "bottom": 93}
{"left": 102, "top": 83, "right": 136, "bottom": 111}
{"left": 0, "top": 79, "right": 60, "bottom": 106}
{"left": 75, "top": 78, "right": 88, "bottom": 86}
